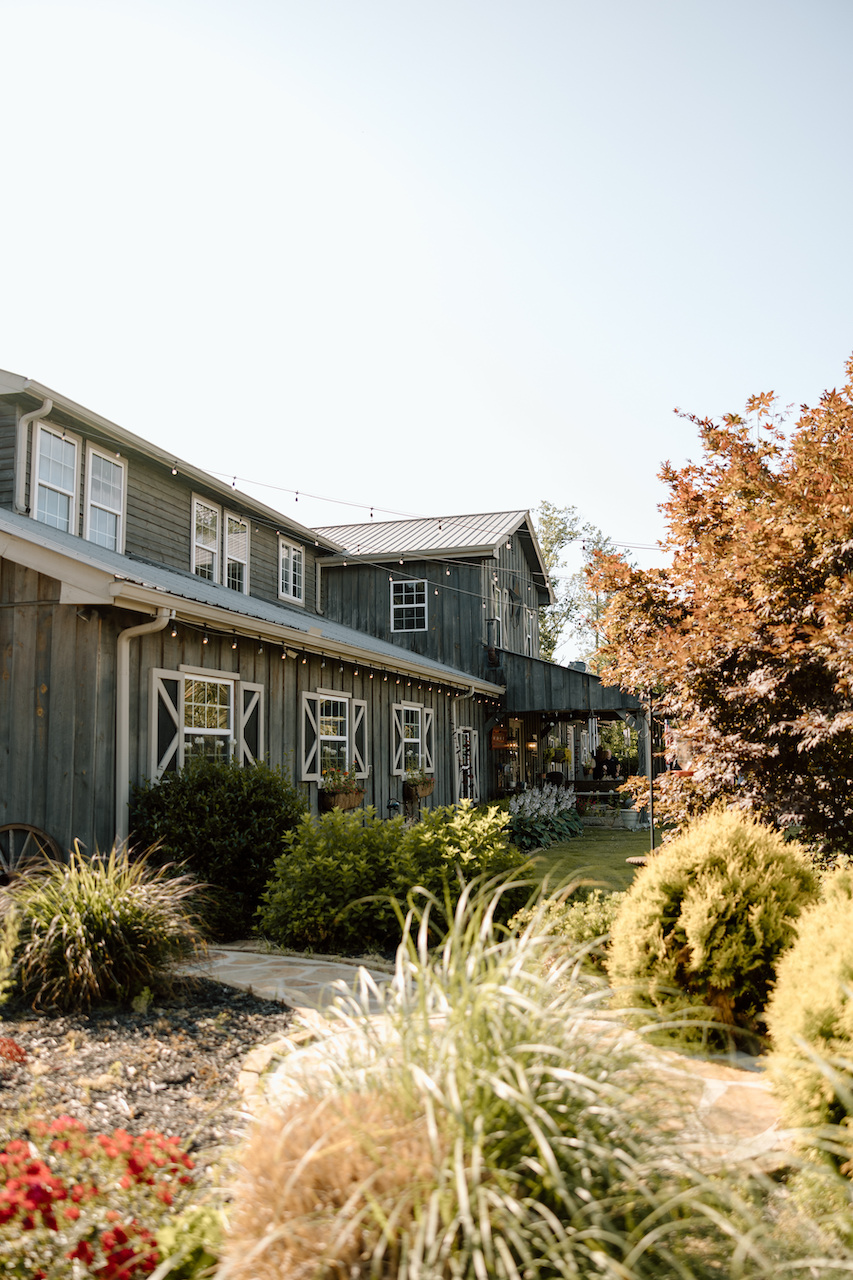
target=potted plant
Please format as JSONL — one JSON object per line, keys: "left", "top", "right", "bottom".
{"left": 403, "top": 762, "right": 435, "bottom": 801}
{"left": 318, "top": 765, "right": 365, "bottom": 811}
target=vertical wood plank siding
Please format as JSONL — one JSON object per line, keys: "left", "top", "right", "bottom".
{"left": 0, "top": 560, "right": 116, "bottom": 856}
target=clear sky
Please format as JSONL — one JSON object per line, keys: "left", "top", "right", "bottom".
{"left": 4, "top": 1, "right": 853, "bottom": 579}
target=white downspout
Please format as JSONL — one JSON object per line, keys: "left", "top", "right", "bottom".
{"left": 15, "top": 398, "right": 53, "bottom": 514}
{"left": 115, "top": 608, "right": 173, "bottom": 846}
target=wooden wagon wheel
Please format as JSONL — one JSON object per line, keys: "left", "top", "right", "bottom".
{"left": 0, "top": 824, "right": 62, "bottom": 877}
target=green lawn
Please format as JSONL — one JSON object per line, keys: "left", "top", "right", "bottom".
{"left": 531, "top": 825, "right": 664, "bottom": 892}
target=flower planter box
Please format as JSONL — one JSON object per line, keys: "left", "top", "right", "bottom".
{"left": 319, "top": 789, "right": 365, "bottom": 812}
{"left": 403, "top": 780, "right": 435, "bottom": 801}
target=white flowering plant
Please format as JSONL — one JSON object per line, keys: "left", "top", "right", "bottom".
{"left": 506, "top": 784, "right": 583, "bottom": 851}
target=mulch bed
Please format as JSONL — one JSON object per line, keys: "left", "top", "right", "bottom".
{"left": 0, "top": 977, "right": 293, "bottom": 1167}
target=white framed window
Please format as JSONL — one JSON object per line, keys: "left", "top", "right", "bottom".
{"left": 391, "top": 579, "right": 427, "bottom": 631}
{"left": 392, "top": 702, "right": 434, "bottom": 776}
{"left": 225, "top": 513, "right": 250, "bottom": 593}
{"left": 85, "top": 445, "right": 127, "bottom": 552}
{"left": 279, "top": 538, "right": 304, "bottom": 604}
{"left": 150, "top": 667, "right": 264, "bottom": 780}
{"left": 33, "top": 423, "right": 80, "bottom": 534}
{"left": 301, "top": 689, "right": 368, "bottom": 781}
{"left": 192, "top": 497, "right": 220, "bottom": 582}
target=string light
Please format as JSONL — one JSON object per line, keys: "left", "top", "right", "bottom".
{"left": 170, "top": 625, "right": 178, "bottom": 638}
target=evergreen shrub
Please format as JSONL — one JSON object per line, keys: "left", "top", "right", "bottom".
{"left": 130, "top": 759, "right": 306, "bottom": 941}
{"left": 766, "top": 869, "right": 853, "bottom": 1138}
{"left": 511, "top": 887, "right": 626, "bottom": 971}
{"left": 257, "top": 802, "right": 528, "bottom": 954}
{"left": 606, "top": 808, "right": 819, "bottom": 1043}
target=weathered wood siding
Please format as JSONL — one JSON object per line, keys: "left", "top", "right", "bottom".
{"left": 321, "top": 559, "right": 491, "bottom": 673}
{"left": 0, "top": 559, "right": 117, "bottom": 856}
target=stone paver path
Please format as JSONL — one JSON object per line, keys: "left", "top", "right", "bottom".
{"left": 188, "top": 944, "right": 786, "bottom": 1165}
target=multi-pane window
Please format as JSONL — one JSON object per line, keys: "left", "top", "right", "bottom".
{"left": 183, "top": 677, "right": 233, "bottom": 763}
{"left": 318, "top": 698, "right": 349, "bottom": 774}
{"left": 225, "top": 514, "right": 249, "bottom": 592}
{"left": 193, "top": 498, "right": 220, "bottom": 581}
{"left": 85, "top": 447, "right": 126, "bottom": 552}
{"left": 391, "top": 579, "right": 427, "bottom": 631}
{"left": 392, "top": 702, "right": 434, "bottom": 776}
{"left": 279, "top": 538, "right": 304, "bottom": 603}
{"left": 35, "top": 425, "right": 78, "bottom": 533}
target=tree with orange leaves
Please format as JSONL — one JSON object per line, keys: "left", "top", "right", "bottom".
{"left": 593, "top": 357, "right": 853, "bottom": 848}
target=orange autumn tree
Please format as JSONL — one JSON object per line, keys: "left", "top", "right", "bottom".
{"left": 593, "top": 356, "right": 853, "bottom": 849}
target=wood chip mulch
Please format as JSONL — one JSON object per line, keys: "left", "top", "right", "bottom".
{"left": 0, "top": 977, "right": 293, "bottom": 1168}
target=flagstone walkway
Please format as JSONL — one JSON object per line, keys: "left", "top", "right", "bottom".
{"left": 189, "top": 943, "right": 787, "bottom": 1167}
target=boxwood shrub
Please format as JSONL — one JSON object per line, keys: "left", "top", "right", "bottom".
{"left": 130, "top": 759, "right": 306, "bottom": 941}
{"left": 766, "top": 868, "right": 853, "bottom": 1139}
{"left": 606, "top": 807, "right": 819, "bottom": 1045}
{"left": 257, "top": 802, "right": 529, "bottom": 955}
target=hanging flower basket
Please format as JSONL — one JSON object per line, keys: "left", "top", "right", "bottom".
{"left": 403, "top": 779, "right": 435, "bottom": 801}
{"left": 319, "top": 788, "right": 365, "bottom": 812}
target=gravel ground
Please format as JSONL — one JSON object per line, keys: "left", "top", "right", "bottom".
{"left": 0, "top": 977, "right": 293, "bottom": 1166}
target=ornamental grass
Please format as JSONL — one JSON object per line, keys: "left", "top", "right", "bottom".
{"left": 223, "top": 877, "right": 811, "bottom": 1280}
{"left": 6, "top": 846, "right": 206, "bottom": 1012}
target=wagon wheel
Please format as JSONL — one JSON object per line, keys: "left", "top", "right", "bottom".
{"left": 0, "top": 824, "right": 61, "bottom": 877}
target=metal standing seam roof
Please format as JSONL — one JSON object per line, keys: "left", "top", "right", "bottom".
{"left": 0, "top": 507, "right": 500, "bottom": 691}
{"left": 314, "top": 511, "right": 532, "bottom": 557}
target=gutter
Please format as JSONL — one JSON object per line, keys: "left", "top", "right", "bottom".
{"left": 115, "top": 607, "right": 173, "bottom": 845}
{"left": 14, "top": 398, "right": 53, "bottom": 514}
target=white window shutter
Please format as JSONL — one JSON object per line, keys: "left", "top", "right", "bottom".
{"left": 470, "top": 730, "right": 480, "bottom": 802}
{"left": 237, "top": 682, "right": 264, "bottom": 765}
{"left": 423, "top": 707, "right": 434, "bottom": 771}
{"left": 150, "top": 669, "right": 181, "bottom": 780}
{"left": 301, "top": 692, "right": 321, "bottom": 781}
{"left": 352, "top": 698, "right": 368, "bottom": 778}
{"left": 392, "top": 704, "right": 405, "bottom": 775}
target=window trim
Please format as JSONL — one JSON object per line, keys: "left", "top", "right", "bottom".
{"left": 150, "top": 667, "right": 264, "bottom": 780}
{"left": 301, "top": 688, "right": 369, "bottom": 782}
{"left": 224, "top": 511, "right": 250, "bottom": 594}
{"left": 32, "top": 421, "right": 81, "bottom": 535}
{"left": 192, "top": 495, "right": 221, "bottom": 582}
{"left": 278, "top": 536, "right": 305, "bottom": 605}
{"left": 391, "top": 701, "right": 434, "bottom": 777}
{"left": 390, "top": 578, "right": 428, "bottom": 632}
{"left": 84, "top": 443, "right": 127, "bottom": 553}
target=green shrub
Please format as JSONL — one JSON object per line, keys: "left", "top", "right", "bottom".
{"left": 131, "top": 758, "right": 306, "bottom": 941}
{"left": 257, "top": 802, "right": 529, "bottom": 955}
{"left": 9, "top": 847, "right": 205, "bottom": 1011}
{"left": 257, "top": 808, "right": 409, "bottom": 953}
{"left": 511, "top": 886, "right": 626, "bottom": 971}
{"left": 227, "top": 880, "right": 809, "bottom": 1280}
{"left": 606, "top": 808, "right": 819, "bottom": 1045}
{"left": 766, "top": 868, "right": 853, "bottom": 1140}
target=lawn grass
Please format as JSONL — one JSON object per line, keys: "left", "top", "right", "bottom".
{"left": 531, "top": 825, "right": 664, "bottom": 892}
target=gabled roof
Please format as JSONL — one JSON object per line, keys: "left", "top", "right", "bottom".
{"left": 315, "top": 510, "right": 554, "bottom": 603}
{"left": 0, "top": 369, "right": 344, "bottom": 555}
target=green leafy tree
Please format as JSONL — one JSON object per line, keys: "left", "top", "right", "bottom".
{"left": 535, "top": 501, "right": 619, "bottom": 667}
{"left": 593, "top": 356, "right": 853, "bottom": 849}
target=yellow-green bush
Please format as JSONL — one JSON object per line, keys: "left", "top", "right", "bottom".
{"left": 606, "top": 808, "right": 819, "bottom": 1043}
{"left": 766, "top": 869, "right": 853, "bottom": 1138}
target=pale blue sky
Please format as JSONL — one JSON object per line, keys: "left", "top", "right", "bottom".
{"left": 3, "top": 0, "right": 852, "bottom": 585}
